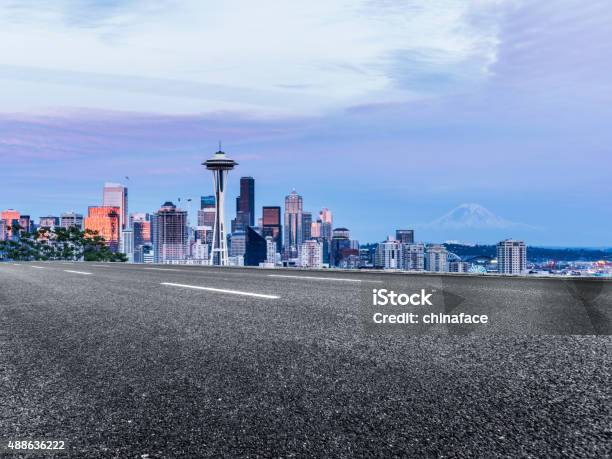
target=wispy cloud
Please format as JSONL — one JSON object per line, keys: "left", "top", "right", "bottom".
{"left": 0, "top": 0, "right": 503, "bottom": 115}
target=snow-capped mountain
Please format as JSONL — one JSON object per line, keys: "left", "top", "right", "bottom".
{"left": 427, "top": 203, "right": 520, "bottom": 230}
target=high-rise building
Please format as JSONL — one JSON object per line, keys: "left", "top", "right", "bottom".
{"left": 396, "top": 229, "right": 415, "bottom": 244}
{"left": 319, "top": 208, "right": 332, "bottom": 225}
{"left": 0, "top": 220, "right": 7, "bottom": 241}
{"left": 330, "top": 227, "right": 357, "bottom": 268}
{"left": 197, "top": 196, "right": 216, "bottom": 244}
{"left": 300, "top": 239, "right": 323, "bottom": 268}
{"left": 320, "top": 221, "right": 332, "bottom": 242}
{"left": 318, "top": 209, "right": 333, "bottom": 260}
{"left": 61, "top": 212, "right": 83, "bottom": 230}
{"left": 302, "top": 212, "right": 312, "bottom": 241}
{"left": 203, "top": 147, "right": 238, "bottom": 266}
{"left": 238, "top": 177, "right": 255, "bottom": 227}
{"left": 231, "top": 177, "right": 254, "bottom": 233}
{"left": 18, "top": 215, "right": 32, "bottom": 233}
{"left": 103, "top": 182, "right": 128, "bottom": 230}
{"left": 131, "top": 214, "right": 151, "bottom": 262}
{"left": 130, "top": 213, "right": 149, "bottom": 226}
{"left": 230, "top": 230, "right": 246, "bottom": 258}
{"left": 497, "top": 240, "right": 527, "bottom": 274}
{"left": 374, "top": 237, "right": 401, "bottom": 269}
{"left": 426, "top": 244, "right": 449, "bottom": 272}
{"left": 150, "top": 202, "right": 188, "bottom": 263}
{"left": 39, "top": 216, "right": 59, "bottom": 229}
{"left": 401, "top": 243, "right": 425, "bottom": 271}
{"left": 131, "top": 213, "right": 151, "bottom": 244}
{"left": 262, "top": 206, "right": 282, "bottom": 253}
{"left": 245, "top": 226, "right": 267, "bottom": 266}
{"left": 201, "top": 195, "right": 215, "bottom": 210}
{"left": 1, "top": 209, "right": 20, "bottom": 239}
{"left": 141, "top": 244, "right": 154, "bottom": 264}
{"left": 120, "top": 229, "right": 134, "bottom": 262}
{"left": 84, "top": 207, "right": 121, "bottom": 252}
{"left": 265, "top": 236, "right": 277, "bottom": 264}
{"left": 311, "top": 220, "right": 321, "bottom": 238}
{"left": 284, "top": 191, "right": 303, "bottom": 259}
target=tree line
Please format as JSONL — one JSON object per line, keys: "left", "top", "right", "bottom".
{"left": 0, "top": 223, "right": 127, "bottom": 262}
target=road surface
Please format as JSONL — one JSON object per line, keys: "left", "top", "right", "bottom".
{"left": 0, "top": 262, "right": 610, "bottom": 457}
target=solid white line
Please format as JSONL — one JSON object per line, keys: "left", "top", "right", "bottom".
{"left": 30, "top": 266, "right": 45, "bottom": 269}
{"left": 91, "top": 264, "right": 111, "bottom": 267}
{"left": 267, "top": 274, "right": 381, "bottom": 283}
{"left": 12, "top": 264, "right": 21, "bottom": 266}
{"left": 161, "top": 282, "right": 280, "bottom": 299}
{"left": 64, "top": 270, "right": 92, "bottom": 275}
{"left": 145, "top": 267, "right": 182, "bottom": 272}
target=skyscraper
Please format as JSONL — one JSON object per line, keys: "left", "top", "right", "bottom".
{"left": 231, "top": 177, "right": 255, "bottom": 232}
{"left": 396, "top": 229, "right": 415, "bottom": 244}
{"left": 131, "top": 213, "right": 151, "bottom": 261}
{"left": 497, "top": 240, "right": 527, "bottom": 274}
{"left": 103, "top": 182, "right": 128, "bottom": 230}
{"left": 203, "top": 147, "right": 238, "bottom": 266}
{"left": 150, "top": 202, "right": 188, "bottom": 263}
{"left": 284, "top": 190, "right": 303, "bottom": 259}
{"left": 311, "top": 220, "right": 321, "bottom": 238}
{"left": 318, "top": 208, "right": 333, "bottom": 260}
{"left": 197, "top": 196, "right": 216, "bottom": 244}
{"left": 230, "top": 230, "right": 246, "bottom": 257}
{"left": 84, "top": 206, "right": 121, "bottom": 252}
{"left": 262, "top": 206, "right": 282, "bottom": 253}
{"left": 319, "top": 208, "right": 332, "bottom": 225}
{"left": 200, "top": 195, "right": 215, "bottom": 210}
{"left": 239, "top": 176, "right": 255, "bottom": 227}
{"left": 302, "top": 212, "right": 312, "bottom": 241}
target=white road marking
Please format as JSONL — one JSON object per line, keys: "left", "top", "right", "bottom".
{"left": 64, "top": 270, "right": 92, "bottom": 275}
{"left": 145, "top": 267, "right": 182, "bottom": 272}
{"left": 161, "top": 282, "right": 280, "bottom": 299}
{"left": 92, "top": 264, "right": 111, "bottom": 267}
{"left": 12, "top": 264, "right": 21, "bottom": 266}
{"left": 267, "top": 274, "right": 382, "bottom": 283}
{"left": 30, "top": 266, "right": 45, "bottom": 269}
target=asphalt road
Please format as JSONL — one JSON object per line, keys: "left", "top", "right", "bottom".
{"left": 0, "top": 262, "right": 610, "bottom": 458}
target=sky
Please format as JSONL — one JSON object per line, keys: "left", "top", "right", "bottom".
{"left": 1, "top": 0, "right": 611, "bottom": 246}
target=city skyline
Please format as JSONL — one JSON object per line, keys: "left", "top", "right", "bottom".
{"left": 1, "top": 177, "right": 610, "bottom": 249}
{"left": 1, "top": 1, "right": 611, "bottom": 246}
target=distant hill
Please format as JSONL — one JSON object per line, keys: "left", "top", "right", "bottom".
{"left": 445, "top": 244, "right": 612, "bottom": 262}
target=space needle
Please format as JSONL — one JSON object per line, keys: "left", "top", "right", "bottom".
{"left": 203, "top": 144, "right": 238, "bottom": 266}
